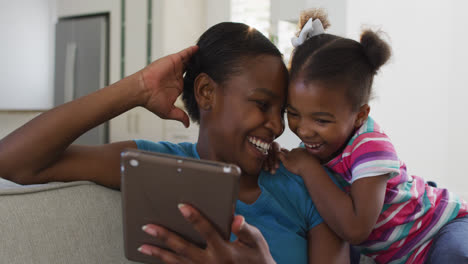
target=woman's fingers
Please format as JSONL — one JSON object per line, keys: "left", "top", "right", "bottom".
{"left": 231, "top": 215, "right": 266, "bottom": 249}
{"left": 173, "top": 45, "right": 199, "bottom": 73}
{"left": 178, "top": 204, "right": 224, "bottom": 248}
{"left": 141, "top": 224, "right": 201, "bottom": 261}
{"left": 167, "top": 106, "right": 190, "bottom": 128}
{"left": 138, "top": 244, "right": 190, "bottom": 264}
{"left": 177, "top": 45, "right": 199, "bottom": 65}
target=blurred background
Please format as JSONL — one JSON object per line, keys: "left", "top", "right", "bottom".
{"left": 1, "top": 0, "right": 467, "bottom": 199}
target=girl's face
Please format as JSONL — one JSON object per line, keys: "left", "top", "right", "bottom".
{"left": 205, "top": 55, "right": 288, "bottom": 177}
{"left": 287, "top": 79, "right": 364, "bottom": 164}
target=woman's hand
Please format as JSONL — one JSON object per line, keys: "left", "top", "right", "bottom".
{"left": 138, "top": 204, "right": 276, "bottom": 264}
{"left": 278, "top": 147, "right": 321, "bottom": 176}
{"left": 139, "top": 46, "right": 198, "bottom": 128}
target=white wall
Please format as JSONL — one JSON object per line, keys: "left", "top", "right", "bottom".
{"left": 2, "top": 1, "right": 467, "bottom": 199}
{"left": 204, "top": 0, "right": 230, "bottom": 29}
{"left": 346, "top": 0, "right": 467, "bottom": 199}
{"left": 448, "top": 1, "right": 468, "bottom": 198}
{"left": 0, "top": 0, "right": 55, "bottom": 110}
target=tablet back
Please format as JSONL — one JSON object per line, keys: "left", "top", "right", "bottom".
{"left": 121, "top": 149, "right": 240, "bottom": 264}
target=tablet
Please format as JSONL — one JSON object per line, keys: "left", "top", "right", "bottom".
{"left": 120, "top": 149, "right": 241, "bottom": 264}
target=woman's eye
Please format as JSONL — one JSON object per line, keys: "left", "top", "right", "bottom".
{"left": 256, "top": 101, "right": 269, "bottom": 111}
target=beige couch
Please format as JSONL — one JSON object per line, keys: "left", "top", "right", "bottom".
{"left": 0, "top": 178, "right": 136, "bottom": 264}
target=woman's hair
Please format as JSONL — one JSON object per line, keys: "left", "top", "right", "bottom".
{"left": 183, "top": 22, "right": 285, "bottom": 123}
{"left": 290, "top": 9, "right": 392, "bottom": 111}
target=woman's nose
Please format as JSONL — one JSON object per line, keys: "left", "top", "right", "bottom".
{"left": 266, "top": 112, "right": 285, "bottom": 138}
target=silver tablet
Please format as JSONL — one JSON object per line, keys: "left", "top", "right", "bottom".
{"left": 121, "top": 149, "right": 240, "bottom": 264}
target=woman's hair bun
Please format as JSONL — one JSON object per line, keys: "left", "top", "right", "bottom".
{"left": 298, "top": 8, "right": 331, "bottom": 32}
{"left": 360, "top": 29, "right": 391, "bottom": 71}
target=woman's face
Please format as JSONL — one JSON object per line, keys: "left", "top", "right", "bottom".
{"left": 205, "top": 55, "right": 287, "bottom": 177}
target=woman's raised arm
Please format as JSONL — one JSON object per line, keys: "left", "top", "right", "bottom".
{"left": 0, "top": 46, "right": 198, "bottom": 188}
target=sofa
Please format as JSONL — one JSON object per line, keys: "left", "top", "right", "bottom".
{"left": 0, "top": 178, "right": 374, "bottom": 264}
{"left": 0, "top": 178, "right": 136, "bottom": 264}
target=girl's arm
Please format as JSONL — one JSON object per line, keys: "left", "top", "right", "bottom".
{"left": 0, "top": 46, "right": 198, "bottom": 189}
{"left": 280, "top": 148, "right": 388, "bottom": 245}
{"left": 307, "top": 223, "right": 349, "bottom": 264}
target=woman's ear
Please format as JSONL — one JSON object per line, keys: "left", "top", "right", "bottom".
{"left": 354, "top": 104, "right": 370, "bottom": 128}
{"left": 194, "top": 73, "right": 216, "bottom": 111}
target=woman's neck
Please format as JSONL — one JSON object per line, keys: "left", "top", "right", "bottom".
{"left": 238, "top": 175, "right": 262, "bottom": 204}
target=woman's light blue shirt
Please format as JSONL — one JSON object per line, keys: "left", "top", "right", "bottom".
{"left": 135, "top": 140, "right": 324, "bottom": 264}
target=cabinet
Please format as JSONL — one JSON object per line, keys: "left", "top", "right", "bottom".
{"left": 109, "top": 106, "right": 199, "bottom": 143}
{"left": 109, "top": 0, "right": 203, "bottom": 143}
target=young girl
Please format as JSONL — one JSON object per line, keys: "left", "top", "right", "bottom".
{"left": 278, "top": 9, "right": 468, "bottom": 264}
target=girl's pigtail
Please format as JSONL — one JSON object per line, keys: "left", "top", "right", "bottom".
{"left": 360, "top": 30, "right": 392, "bottom": 73}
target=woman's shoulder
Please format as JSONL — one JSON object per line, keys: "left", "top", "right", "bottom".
{"left": 267, "top": 163, "right": 341, "bottom": 187}
{"left": 258, "top": 164, "right": 325, "bottom": 229}
{"left": 260, "top": 164, "right": 341, "bottom": 208}
{"left": 133, "top": 140, "right": 198, "bottom": 158}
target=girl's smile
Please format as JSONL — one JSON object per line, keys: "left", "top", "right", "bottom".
{"left": 286, "top": 79, "right": 366, "bottom": 163}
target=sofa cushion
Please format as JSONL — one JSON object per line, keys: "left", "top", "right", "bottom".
{"left": 0, "top": 179, "right": 137, "bottom": 264}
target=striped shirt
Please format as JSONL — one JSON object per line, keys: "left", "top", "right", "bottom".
{"left": 325, "top": 117, "right": 468, "bottom": 264}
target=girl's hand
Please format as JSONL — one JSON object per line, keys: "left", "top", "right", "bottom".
{"left": 263, "top": 142, "right": 281, "bottom": 174}
{"left": 278, "top": 147, "right": 321, "bottom": 176}
{"left": 139, "top": 46, "right": 198, "bottom": 128}
{"left": 139, "top": 204, "right": 276, "bottom": 264}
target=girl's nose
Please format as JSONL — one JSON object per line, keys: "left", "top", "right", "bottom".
{"left": 297, "top": 125, "right": 314, "bottom": 139}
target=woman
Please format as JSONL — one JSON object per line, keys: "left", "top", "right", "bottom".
{"left": 0, "top": 22, "right": 348, "bottom": 264}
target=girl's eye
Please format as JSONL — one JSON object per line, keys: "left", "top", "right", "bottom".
{"left": 316, "top": 119, "right": 331, "bottom": 124}
{"left": 286, "top": 109, "right": 299, "bottom": 117}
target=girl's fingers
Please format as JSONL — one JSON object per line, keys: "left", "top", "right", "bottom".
{"left": 278, "top": 152, "right": 286, "bottom": 163}
{"left": 271, "top": 142, "right": 281, "bottom": 152}
{"left": 141, "top": 224, "right": 201, "bottom": 260}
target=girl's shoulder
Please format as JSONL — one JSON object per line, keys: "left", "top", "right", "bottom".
{"left": 354, "top": 116, "right": 385, "bottom": 138}
{"left": 346, "top": 117, "right": 392, "bottom": 149}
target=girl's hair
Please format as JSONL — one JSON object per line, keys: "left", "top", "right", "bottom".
{"left": 290, "top": 9, "right": 391, "bottom": 111}
{"left": 183, "top": 22, "right": 286, "bottom": 123}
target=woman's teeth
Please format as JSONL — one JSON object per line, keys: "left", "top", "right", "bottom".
{"left": 248, "top": 137, "right": 270, "bottom": 155}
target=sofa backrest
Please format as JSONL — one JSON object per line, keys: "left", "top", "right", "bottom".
{"left": 0, "top": 179, "right": 137, "bottom": 264}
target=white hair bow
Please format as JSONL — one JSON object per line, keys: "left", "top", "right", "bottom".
{"left": 291, "top": 18, "right": 325, "bottom": 48}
